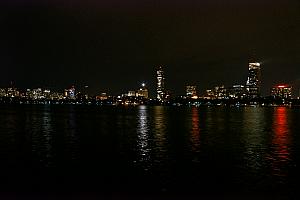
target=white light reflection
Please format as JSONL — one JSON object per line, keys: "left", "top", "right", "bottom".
{"left": 42, "top": 107, "right": 53, "bottom": 167}
{"left": 30, "top": 105, "right": 54, "bottom": 167}
{"left": 242, "top": 107, "right": 266, "bottom": 172}
{"left": 153, "top": 106, "right": 168, "bottom": 160}
{"left": 137, "top": 105, "right": 150, "bottom": 169}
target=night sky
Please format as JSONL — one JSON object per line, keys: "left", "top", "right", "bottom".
{"left": 1, "top": 0, "right": 300, "bottom": 96}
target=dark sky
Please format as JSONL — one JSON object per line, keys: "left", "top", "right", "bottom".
{"left": 1, "top": 0, "right": 300, "bottom": 96}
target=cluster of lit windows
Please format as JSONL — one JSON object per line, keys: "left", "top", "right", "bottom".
{"left": 271, "top": 85, "right": 292, "bottom": 99}
{"left": 157, "top": 66, "right": 166, "bottom": 101}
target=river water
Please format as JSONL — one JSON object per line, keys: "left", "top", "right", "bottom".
{"left": 0, "top": 105, "right": 299, "bottom": 199}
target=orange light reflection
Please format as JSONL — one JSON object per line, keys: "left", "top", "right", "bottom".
{"left": 190, "top": 107, "right": 200, "bottom": 153}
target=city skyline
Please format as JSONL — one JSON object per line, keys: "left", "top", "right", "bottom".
{"left": 0, "top": 61, "right": 299, "bottom": 98}
{"left": 1, "top": 1, "right": 300, "bottom": 96}
{"left": 1, "top": 1, "right": 300, "bottom": 199}
{"left": 1, "top": 59, "right": 300, "bottom": 97}
{"left": 0, "top": 64, "right": 298, "bottom": 100}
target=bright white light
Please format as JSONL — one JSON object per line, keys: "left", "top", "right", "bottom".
{"left": 142, "top": 83, "right": 146, "bottom": 87}
{"left": 249, "top": 62, "right": 260, "bottom": 66}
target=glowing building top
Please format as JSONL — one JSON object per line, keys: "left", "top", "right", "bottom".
{"left": 271, "top": 84, "right": 292, "bottom": 99}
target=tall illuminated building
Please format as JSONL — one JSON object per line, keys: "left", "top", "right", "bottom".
{"left": 156, "top": 66, "right": 165, "bottom": 101}
{"left": 246, "top": 62, "right": 261, "bottom": 98}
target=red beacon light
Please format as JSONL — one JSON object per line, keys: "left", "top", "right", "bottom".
{"left": 277, "top": 85, "right": 288, "bottom": 88}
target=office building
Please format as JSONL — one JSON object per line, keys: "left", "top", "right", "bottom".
{"left": 246, "top": 62, "right": 261, "bottom": 98}
{"left": 136, "top": 83, "right": 149, "bottom": 99}
{"left": 65, "top": 86, "right": 76, "bottom": 99}
{"left": 271, "top": 85, "right": 292, "bottom": 99}
{"left": 186, "top": 85, "right": 197, "bottom": 98}
{"left": 214, "top": 85, "right": 226, "bottom": 99}
{"left": 156, "top": 66, "right": 166, "bottom": 101}
{"left": 127, "top": 91, "right": 136, "bottom": 97}
{"left": 227, "top": 85, "right": 247, "bottom": 99}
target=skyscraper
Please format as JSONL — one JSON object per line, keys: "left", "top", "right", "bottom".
{"left": 246, "top": 62, "right": 261, "bottom": 98}
{"left": 156, "top": 66, "right": 165, "bottom": 101}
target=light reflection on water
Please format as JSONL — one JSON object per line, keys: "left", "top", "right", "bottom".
{"left": 0, "top": 105, "right": 299, "bottom": 196}
{"left": 29, "top": 105, "right": 54, "bottom": 167}
{"left": 136, "top": 105, "right": 150, "bottom": 168}
{"left": 242, "top": 107, "right": 266, "bottom": 172}
{"left": 240, "top": 107, "right": 293, "bottom": 186}
{"left": 270, "top": 107, "right": 291, "bottom": 180}
{"left": 153, "top": 106, "right": 168, "bottom": 161}
{"left": 190, "top": 107, "right": 200, "bottom": 153}
{"left": 42, "top": 107, "right": 53, "bottom": 166}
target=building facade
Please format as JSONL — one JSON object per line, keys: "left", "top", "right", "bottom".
{"left": 156, "top": 66, "right": 166, "bottom": 101}
{"left": 246, "top": 62, "right": 261, "bottom": 98}
{"left": 65, "top": 86, "right": 76, "bottom": 99}
{"left": 227, "top": 85, "right": 247, "bottom": 99}
{"left": 136, "top": 84, "right": 149, "bottom": 99}
{"left": 271, "top": 85, "right": 292, "bottom": 99}
{"left": 186, "top": 85, "right": 197, "bottom": 97}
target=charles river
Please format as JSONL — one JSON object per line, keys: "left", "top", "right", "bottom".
{"left": 0, "top": 105, "right": 299, "bottom": 199}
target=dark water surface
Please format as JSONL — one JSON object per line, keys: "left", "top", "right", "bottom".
{"left": 0, "top": 105, "right": 299, "bottom": 199}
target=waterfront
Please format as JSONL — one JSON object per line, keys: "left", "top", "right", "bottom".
{"left": 0, "top": 105, "right": 299, "bottom": 199}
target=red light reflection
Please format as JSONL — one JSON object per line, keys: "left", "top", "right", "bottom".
{"left": 271, "top": 107, "right": 290, "bottom": 177}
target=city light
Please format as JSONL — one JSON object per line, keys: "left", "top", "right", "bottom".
{"left": 249, "top": 62, "right": 261, "bottom": 67}
{"left": 156, "top": 66, "right": 166, "bottom": 101}
{"left": 0, "top": 61, "right": 298, "bottom": 106}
